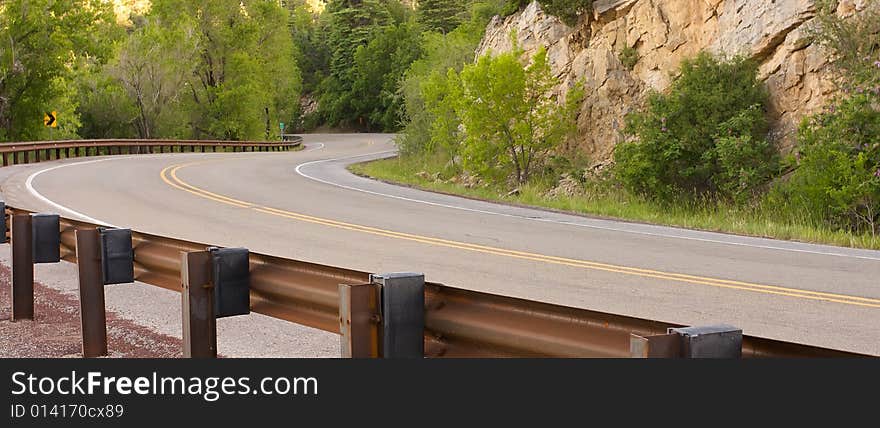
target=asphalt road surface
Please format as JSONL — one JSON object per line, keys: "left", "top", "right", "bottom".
{"left": 2, "top": 134, "right": 878, "bottom": 355}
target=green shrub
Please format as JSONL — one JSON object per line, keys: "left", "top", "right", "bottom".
{"left": 452, "top": 46, "right": 583, "bottom": 184}
{"left": 715, "top": 134, "right": 778, "bottom": 204}
{"left": 778, "top": 92, "right": 880, "bottom": 234}
{"left": 619, "top": 46, "right": 638, "bottom": 70}
{"left": 774, "top": 0, "right": 880, "bottom": 235}
{"left": 422, "top": 68, "right": 465, "bottom": 164}
{"left": 614, "top": 52, "right": 776, "bottom": 202}
{"left": 538, "top": 0, "right": 591, "bottom": 26}
{"left": 808, "top": 0, "right": 880, "bottom": 90}
{"left": 543, "top": 149, "right": 592, "bottom": 181}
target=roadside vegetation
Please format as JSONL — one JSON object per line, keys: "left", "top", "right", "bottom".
{"left": 2, "top": 0, "right": 299, "bottom": 142}
{"left": 350, "top": 158, "right": 880, "bottom": 249}
{"left": 353, "top": 1, "right": 880, "bottom": 250}
{"left": 1, "top": 0, "right": 580, "bottom": 141}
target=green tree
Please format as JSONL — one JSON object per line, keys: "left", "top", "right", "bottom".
{"left": 398, "top": 0, "right": 507, "bottom": 155}
{"left": 418, "top": 0, "right": 464, "bottom": 33}
{"left": 108, "top": 18, "right": 197, "bottom": 139}
{"left": 151, "top": 0, "right": 301, "bottom": 140}
{"left": 351, "top": 19, "right": 423, "bottom": 131}
{"left": 288, "top": 0, "right": 331, "bottom": 94}
{"left": 324, "top": 0, "right": 393, "bottom": 82}
{"left": 453, "top": 45, "right": 582, "bottom": 184}
{"left": 0, "top": 0, "right": 117, "bottom": 141}
{"left": 249, "top": 0, "right": 303, "bottom": 139}
{"left": 318, "top": 0, "right": 394, "bottom": 128}
{"left": 75, "top": 66, "right": 138, "bottom": 139}
{"left": 421, "top": 68, "right": 465, "bottom": 163}
{"left": 614, "top": 52, "right": 776, "bottom": 202}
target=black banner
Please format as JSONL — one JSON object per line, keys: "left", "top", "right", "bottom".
{"left": 2, "top": 359, "right": 876, "bottom": 426}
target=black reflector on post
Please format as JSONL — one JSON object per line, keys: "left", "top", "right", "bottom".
{"left": 669, "top": 324, "right": 743, "bottom": 358}
{"left": 99, "top": 228, "right": 134, "bottom": 285}
{"left": 31, "top": 213, "right": 60, "bottom": 263}
{"left": 209, "top": 247, "right": 250, "bottom": 318}
{"left": 372, "top": 272, "right": 425, "bottom": 358}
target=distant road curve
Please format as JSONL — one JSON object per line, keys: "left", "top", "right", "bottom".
{"left": 2, "top": 133, "right": 878, "bottom": 354}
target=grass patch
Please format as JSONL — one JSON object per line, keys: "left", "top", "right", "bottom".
{"left": 350, "top": 156, "right": 880, "bottom": 250}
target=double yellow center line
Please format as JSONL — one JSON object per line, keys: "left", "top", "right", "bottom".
{"left": 161, "top": 159, "right": 880, "bottom": 309}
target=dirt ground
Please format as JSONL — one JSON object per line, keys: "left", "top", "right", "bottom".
{"left": 0, "top": 263, "right": 182, "bottom": 358}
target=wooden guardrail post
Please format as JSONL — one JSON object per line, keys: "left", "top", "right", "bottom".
{"left": 339, "top": 283, "right": 381, "bottom": 358}
{"left": 11, "top": 214, "right": 34, "bottom": 320}
{"left": 11, "top": 213, "right": 62, "bottom": 321}
{"left": 75, "top": 229, "right": 107, "bottom": 357}
{"left": 181, "top": 251, "right": 217, "bottom": 358}
{"left": 629, "top": 333, "right": 681, "bottom": 358}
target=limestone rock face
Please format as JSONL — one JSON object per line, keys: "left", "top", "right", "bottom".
{"left": 475, "top": 0, "right": 853, "bottom": 162}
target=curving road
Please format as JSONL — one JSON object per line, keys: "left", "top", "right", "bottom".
{"left": 2, "top": 134, "right": 879, "bottom": 354}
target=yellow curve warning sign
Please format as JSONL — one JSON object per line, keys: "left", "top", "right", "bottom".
{"left": 43, "top": 111, "right": 57, "bottom": 128}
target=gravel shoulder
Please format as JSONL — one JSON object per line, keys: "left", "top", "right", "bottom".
{"left": 0, "top": 244, "right": 338, "bottom": 358}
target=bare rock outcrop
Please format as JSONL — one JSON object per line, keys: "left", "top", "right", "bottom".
{"left": 476, "top": 0, "right": 859, "bottom": 162}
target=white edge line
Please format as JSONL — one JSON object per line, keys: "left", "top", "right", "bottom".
{"left": 295, "top": 150, "right": 880, "bottom": 261}
{"left": 19, "top": 143, "right": 329, "bottom": 228}
{"left": 24, "top": 157, "right": 123, "bottom": 227}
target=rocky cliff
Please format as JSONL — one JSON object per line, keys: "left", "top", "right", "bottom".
{"left": 476, "top": 0, "right": 866, "bottom": 163}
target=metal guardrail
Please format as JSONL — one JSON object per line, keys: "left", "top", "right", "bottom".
{"left": 2, "top": 207, "right": 864, "bottom": 358}
{"left": 0, "top": 138, "right": 870, "bottom": 358}
{"left": 0, "top": 138, "right": 302, "bottom": 166}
